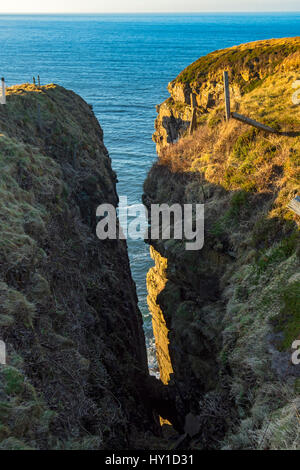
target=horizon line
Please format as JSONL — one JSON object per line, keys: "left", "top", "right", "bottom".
{"left": 1, "top": 10, "right": 300, "bottom": 14}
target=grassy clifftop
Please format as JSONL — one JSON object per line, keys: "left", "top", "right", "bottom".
{"left": 154, "top": 37, "right": 300, "bottom": 154}
{"left": 145, "top": 38, "right": 300, "bottom": 449}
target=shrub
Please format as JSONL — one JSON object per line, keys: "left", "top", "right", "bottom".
{"left": 271, "top": 281, "right": 300, "bottom": 350}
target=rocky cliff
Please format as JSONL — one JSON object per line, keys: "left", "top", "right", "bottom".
{"left": 154, "top": 37, "right": 300, "bottom": 154}
{"left": 0, "top": 84, "right": 163, "bottom": 450}
{"left": 144, "top": 37, "right": 300, "bottom": 449}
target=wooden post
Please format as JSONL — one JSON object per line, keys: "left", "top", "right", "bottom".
{"left": 190, "top": 93, "right": 196, "bottom": 109}
{"left": 1, "top": 77, "right": 6, "bottom": 105}
{"left": 37, "top": 103, "right": 42, "bottom": 131}
{"left": 73, "top": 143, "right": 78, "bottom": 169}
{"left": 223, "top": 71, "right": 230, "bottom": 121}
{"left": 292, "top": 80, "right": 300, "bottom": 105}
{"left": 33, "top": 77, "right": 36, "bottom": 85}
{"left": 38, "top": 75, "right": 40, "bottom": 87}
{"left": 231, "top": 112, "right": 277, "bottom": 133}
{"left": 189, "top": 109, "right": 197, "bottom": 135}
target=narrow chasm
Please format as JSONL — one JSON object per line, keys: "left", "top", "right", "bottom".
{"left": 0, "top": 83, "right": 177, "bottom": 450}
{"left": 1, "top": 36, "right": 300, "bottom": 452}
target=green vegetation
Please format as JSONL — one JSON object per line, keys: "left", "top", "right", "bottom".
{"left": 243, "top": 78, "right": 265, "bottom": 94}
{"left": 272, "top": 281, "right": 300, "bottom": 350}
{"left": 175, "top": 38, "right": 300, "bottom": 87}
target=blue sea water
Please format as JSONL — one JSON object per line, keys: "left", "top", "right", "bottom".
{"left": 0, "top": 13, "right": 299, "bottom": 372}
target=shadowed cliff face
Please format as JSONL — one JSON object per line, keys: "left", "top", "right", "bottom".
{"left": 0, "top": 84, "right": 162, "bottom": 450}
{"left": 144, "top": 167, "right": 300, "bottom": 449}
{"left": 144, "top": 38, "right": 300, "bottom": 449}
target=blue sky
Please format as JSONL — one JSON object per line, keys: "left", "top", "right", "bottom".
{"left": 0, "top": 0, "right": 299, "bottom": 13}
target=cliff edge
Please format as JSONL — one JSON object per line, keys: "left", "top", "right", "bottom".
{"left": 144, "top": 37, "right": 300, "bottom": 449}
{"left": 0, "top": 84, "right": 160, "bottom": 449}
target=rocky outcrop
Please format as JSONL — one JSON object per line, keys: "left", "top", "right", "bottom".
{"left": 145, "top": 38, "right": 300, "bottom": 449}
{"left": 153, "top": 99, "right": 192, "bottom": 153}
{"left": 0, "top": 84, "right": 161, "bottom": 450}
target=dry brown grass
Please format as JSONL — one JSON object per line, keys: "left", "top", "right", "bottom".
{"left": 158, "top": 67, "right": 300, "bottom": 223}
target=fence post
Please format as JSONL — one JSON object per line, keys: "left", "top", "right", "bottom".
{"left": 1, "top": 77, "right": 6, "bottom": 105}
{"left": 38, "top": 75, "right": 41, "bottom": 87}
{"left": 223, "top": 71, "right": 231, "bottom": 121}
{"left": 189, "top": 92, "right": 197, "bottom": 135}
{"left": 190, "top": 93, "right": 197, "bottom": 108}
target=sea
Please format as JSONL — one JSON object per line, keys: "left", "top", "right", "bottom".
{"left": 0, "top": 12, "right": 299, "bottom": 373}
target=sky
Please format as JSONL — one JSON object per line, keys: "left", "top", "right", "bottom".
{"left": 0, "top": 0, "right": 299, "bottom": 14}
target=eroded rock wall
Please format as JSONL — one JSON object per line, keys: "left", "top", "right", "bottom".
{"left": 0, "top": 84, "right": 159, "bottom": 450}
{"left": 145, "top": 37, "right": 300, "bottom": 449}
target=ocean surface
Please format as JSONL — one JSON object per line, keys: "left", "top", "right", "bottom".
{"left": 0, "top": 13, "right": 299, "bottom": 373}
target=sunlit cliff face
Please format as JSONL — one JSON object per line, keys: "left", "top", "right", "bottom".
{"left": 143, "top": 37, "right": 300, "bottom": 449}
{"left": 147, "top": 246, "right": 173, "bottom": 385}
